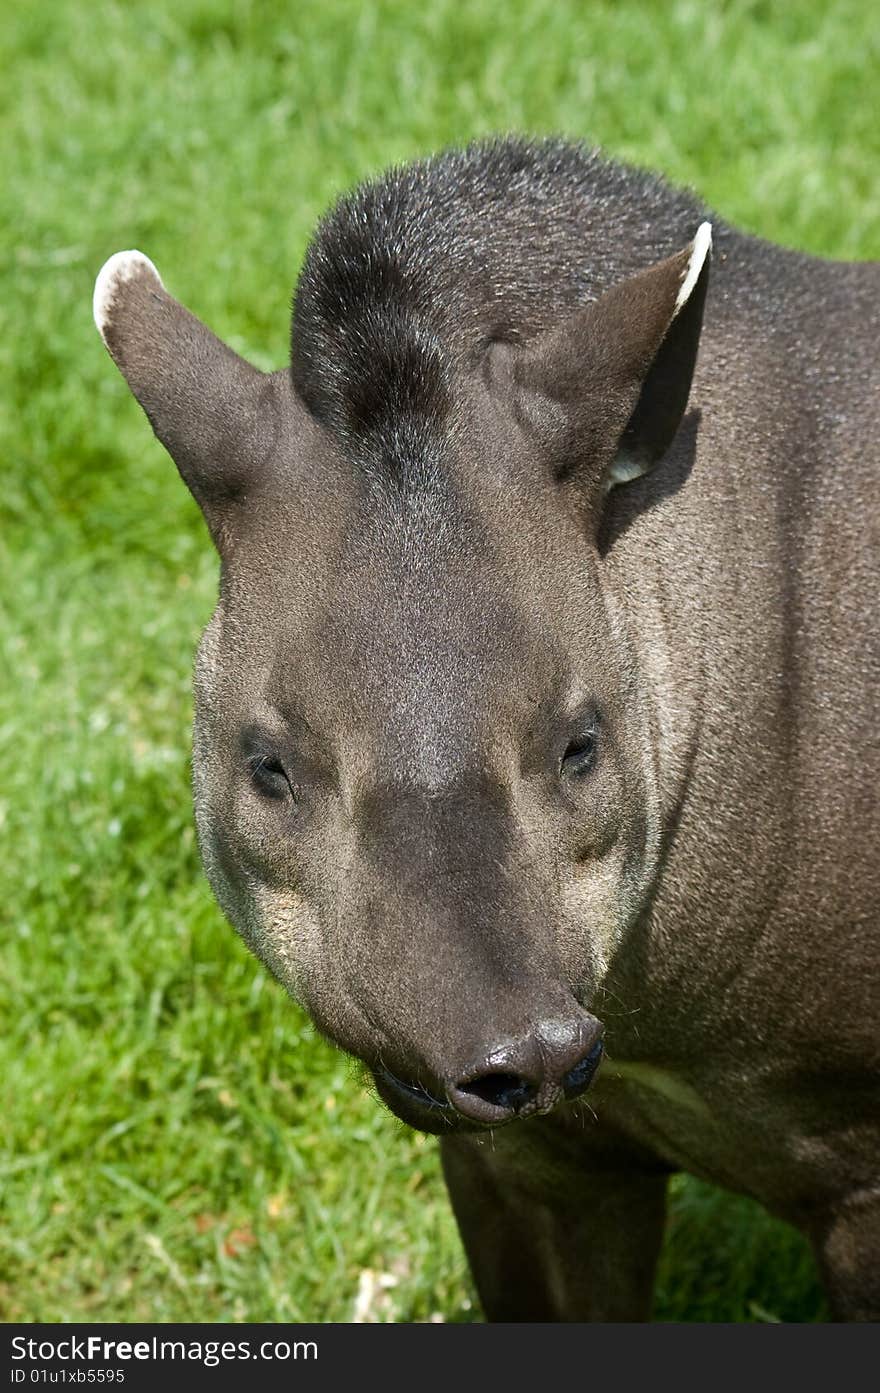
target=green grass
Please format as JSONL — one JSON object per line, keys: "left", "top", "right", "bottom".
{"left": 2, "top": 0, "right": 876, "bottom": 1323}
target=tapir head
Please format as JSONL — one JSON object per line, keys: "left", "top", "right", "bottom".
{"left": 94, "top": 216, "right": 710, "bottom": 1133}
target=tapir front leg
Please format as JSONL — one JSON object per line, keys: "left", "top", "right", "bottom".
{"left": 441, "top": 1128, "right": 670, "bottom": 1321}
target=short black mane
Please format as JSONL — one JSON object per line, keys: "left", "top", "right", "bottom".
{"left": 290, "top": 136, "right": 709, "bottom": 477}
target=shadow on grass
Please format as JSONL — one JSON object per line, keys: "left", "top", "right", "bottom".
{"left": 653, "top": 1175, "right": 828, "bottom": 1322}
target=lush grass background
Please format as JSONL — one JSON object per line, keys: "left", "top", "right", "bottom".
{"left": 2, "top": 0, "right": 876, "bottom": 1323}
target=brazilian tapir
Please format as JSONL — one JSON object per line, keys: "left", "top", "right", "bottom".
{"left": 93, "top": 137, "right": 879, "bottom": 1321}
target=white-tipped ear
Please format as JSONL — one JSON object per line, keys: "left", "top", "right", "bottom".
{"left": 515, "top": 223, "right": 712, "bottom": 507}
{"left": 675, "top": 222, "right": 712, "bottom": 314}
{"left": 93, "top": 250, "right": 164, "bottom": 343}
{"left": 92, "top": 249, "right": 276, "bottom": 551}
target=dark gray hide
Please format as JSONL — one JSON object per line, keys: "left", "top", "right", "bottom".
{"left": 94, "top": 137, "right": 879, "bottom": 1321}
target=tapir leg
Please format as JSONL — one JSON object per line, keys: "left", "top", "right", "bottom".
{"left": 811, "top": 1189, "right": 880, "bottom": 1321}
{"left": 440, "top": 1130, "right": 669, "bottom": 1321}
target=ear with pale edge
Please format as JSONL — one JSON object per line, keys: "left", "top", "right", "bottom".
{"left": 513, "top": 222, "right": 712, "bottom": 500}
{"left": 93, "top": 251, "right": 275, "bottom": 545}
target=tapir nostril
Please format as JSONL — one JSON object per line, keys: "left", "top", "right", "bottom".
{"left": 456, "top": 1071, "right": 538, "bottom": 1113}
{"left": 446, "top": 1017, "right": 604, "bottom": 1125}
{"left": 561, "top": 1037, "right": 605, "bottom": 1098}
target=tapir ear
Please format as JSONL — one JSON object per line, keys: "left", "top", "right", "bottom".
{"left": 93, "top": 251, "right": 275, "bottom": 543}
{"left": 513, "top": 222, "right": 712, "bottom": 498}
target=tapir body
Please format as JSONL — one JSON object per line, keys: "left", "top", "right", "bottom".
{"left": 94, "top": 138, "right": 879, "bottom": 1320}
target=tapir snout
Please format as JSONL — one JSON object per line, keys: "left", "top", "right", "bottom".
{"left": 336, "top": 778, "right": 609, "bottom": 1132}
{"left": 375, "top": 1013, "right": 605, "bottom": 1132}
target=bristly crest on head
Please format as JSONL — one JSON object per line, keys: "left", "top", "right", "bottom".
{"left": 289, "top": 137, "right": 709, "bottom": 491}
{"left": 291, "top": 178, "right": 455, "bottom": 486}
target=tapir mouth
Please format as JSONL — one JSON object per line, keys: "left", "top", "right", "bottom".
{"left": 373, "top": 1036, "right": 605, "bottom": 1135}
{"left": 374, "top": 1070, "right": 458, "bottom": 1130}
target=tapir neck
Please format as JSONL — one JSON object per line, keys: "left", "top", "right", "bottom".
{"left": 600, "top": 243, "right": 880, "bottom": 1048}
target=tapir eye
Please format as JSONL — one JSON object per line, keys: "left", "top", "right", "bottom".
{"left": 248, "top": 752, "right": 295, "bottom": 801}
{"left": 560, "top": 723, "right": 599, "bottom": 778}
